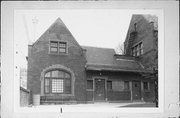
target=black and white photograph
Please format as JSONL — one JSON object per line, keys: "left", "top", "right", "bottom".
{"left": 1, "top": 1, "right": 179, "bottom": 118}
{"left": 16, "top": 10, "right": 159, "bottom": 108}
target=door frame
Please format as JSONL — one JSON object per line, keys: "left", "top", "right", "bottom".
{"left": 92, "top": 76, "right": 108, "bottom": 102}
{"left": 132, "top": 80, "right": 142, "bottom": 100}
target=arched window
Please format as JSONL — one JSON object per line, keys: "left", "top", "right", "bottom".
{"left": 44, "top": 70, "right": 71, "bottom": 94}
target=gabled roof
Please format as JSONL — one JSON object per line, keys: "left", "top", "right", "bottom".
{"left": 123, "top": 14, "right": 158, "bottom": 55}
{"left": 143, "top": 15, "right": 158, "bottom": 30}
{"left": 30, "top": 18, "right": 83, "bottom": 51}
{"left": 82, "top": 46, "right": 148, "bottom": 73}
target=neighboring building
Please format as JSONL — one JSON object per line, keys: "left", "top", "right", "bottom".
{"left": 27, "top": 17, "right": 156, "bottom": 105}
{"left": 123, "top": 14, "right": 158, "bottom": 102}
{"left": 124, "top": 14, "right": 158, "bottom": 70}
{"left": 20, "top": 68, "right": 27, "bottom": 89}
{"left": 19, "top": 68, "right": 30, "bottom": 106}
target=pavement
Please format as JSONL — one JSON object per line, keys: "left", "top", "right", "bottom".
{"left": 31, "top": 102, "right": 156, "bottom": 108}
{"left": 120, "top": 102, "right": 156, "bottom": 107}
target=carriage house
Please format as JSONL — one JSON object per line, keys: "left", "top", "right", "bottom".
{"left": 27, "top": 17, "right": 156, "bottom": 104}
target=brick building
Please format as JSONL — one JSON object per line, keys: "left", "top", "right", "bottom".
{"left": 123, "top": 14, "right": 158, "bottom": 102}
{"left": 124, "top": 15, "right": 158, "bottom": 70}
{"left": 27, "top": 15, "right": 157, "bottom": 104}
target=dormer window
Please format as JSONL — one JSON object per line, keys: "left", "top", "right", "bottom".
{"left": 132, "top": 42, "right": 143, "bottom": 56}
{"left": 50, "top": 40, "right": 67, "bottom": 54}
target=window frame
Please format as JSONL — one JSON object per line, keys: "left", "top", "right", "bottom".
{"left": 107, "top": 80, "right": 112, "bottom": 90}
{"left": 51, "top": 78, "right": 64, "bottom": 93}
{"left": 44, "top": 78, "right": 50, "bottom": 94}
{"left": 131, "top": 41, "right": 143, "bottom": 57}
{"left": 143, "top": 81, "right": 150, "bottom": 91}
{"left": 87, "top": 80, "right": 93, "bottom": 91}
{"left": 124, "top": 81, "right": 130, "bottom": 91}
{"left": 59, "top": 42, "right": 67, "bottom": 53}
{"left": 50, "top": 41, "right": 58, "bottom": 53}
{"left": 44, "top": 70, "right": 71, "bottom": 94}
{"left": 49, "top": 40, "right": 68, "bottom": 55}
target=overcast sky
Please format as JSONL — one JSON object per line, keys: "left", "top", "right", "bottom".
{"left": 14, "top": 9, "right": 158, "bottom": 68}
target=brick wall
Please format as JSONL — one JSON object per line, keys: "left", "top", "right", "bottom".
{"left": 86, "top": 71, "right": 155, "bottom": 101}
{"left": 27, "top": 19, "right": 87, "bottom": 103}
{"left": 124, "top": 15, "right": 158, "bottom": 69}
{"left": 107, "top": 91, "right": 131, "bottom": 101}
{"left": 123, "top": 15, "right": 157, "bottom": 102}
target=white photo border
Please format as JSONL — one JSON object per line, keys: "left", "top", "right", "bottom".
{"left": 1, "top": 1, "right": 179, "bottom": 118}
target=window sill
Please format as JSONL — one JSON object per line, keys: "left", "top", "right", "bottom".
{"left": 42, "top": 93, "right": 74, "bottom": 97}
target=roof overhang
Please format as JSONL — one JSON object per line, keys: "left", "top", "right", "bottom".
{"left": 85, "top": 64, "right": 151, "bottom": 73}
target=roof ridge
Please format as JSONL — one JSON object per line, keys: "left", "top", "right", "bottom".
{"left": 81, "top": 45, "right": 114, "bottom": 50}
{"left": 30, "top": 17, "right": 63, "bottom": 46}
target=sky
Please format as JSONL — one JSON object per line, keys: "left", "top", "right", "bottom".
{"left": 25, "top": 10, "right": 132, "bottom": 48}
{"left": 14, "top": 9, "right": 157, "bottom": 68}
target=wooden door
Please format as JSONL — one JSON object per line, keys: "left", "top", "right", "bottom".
{"left": 94, "top": 78, "right": 105, "bottom": 101}
{"left": 132, "top": 81, "right": 141, "bottom": 100}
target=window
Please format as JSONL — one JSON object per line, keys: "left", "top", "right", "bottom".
{"left": 50, "top": 41, "right": 67, "bottom": 54}
{"left": 50, "top": 41, "right": 58, "bottom": 53}
{"left": 52, "top": 79, "right": 64, "bottom": 93}
{"left": 134, "top": 23, "right": 137, "bottom": 31}
{"left": 44, "top": 70, "right": 71, "bottom": 94}
{"left": 59, "top": 42, "right": 66, "bottom": 53}
{"left": 132, "top": 42, "right": 143, "bottom": 56}
{"left": 143, "top": 82, "right": 149, "bottom": 91}
{"left": 87, "top": 80, "right": 93, "bottom": 90}
{"left": 45, "top": 79, "right": 50, "bottom": 93}
{"left": 124, "top": 81, "right": 129, "bottom": 90}
{"left": 107, "top": 81, "right": 112, "bottom": 90}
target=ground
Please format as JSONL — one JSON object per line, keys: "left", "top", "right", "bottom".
{"left": 30, "top": 102, "right": 156, "bottom": 108}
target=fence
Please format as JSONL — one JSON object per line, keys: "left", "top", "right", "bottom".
{"left": 20, "top": 87, "right": 30, "bottom": 107}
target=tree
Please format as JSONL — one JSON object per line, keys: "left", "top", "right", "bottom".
{"left": 116, "top": 43, "right": 125, "bottom": 55}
